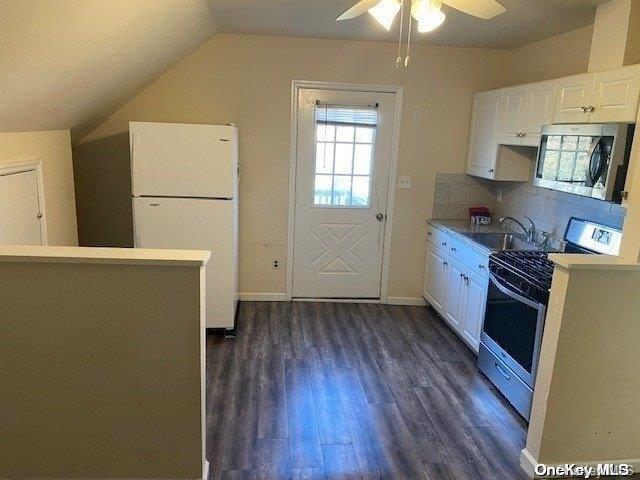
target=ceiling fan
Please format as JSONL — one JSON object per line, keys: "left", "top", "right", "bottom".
{"left": 337, "top": 0, "right": 506, "bottom": 67}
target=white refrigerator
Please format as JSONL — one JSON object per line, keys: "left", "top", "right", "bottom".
{"left": 130, "top": 121, "right": 238, "bottom": 331}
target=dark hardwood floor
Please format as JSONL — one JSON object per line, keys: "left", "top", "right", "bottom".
{"left": 206, "top": 301, "right": 529, "bottom": 480}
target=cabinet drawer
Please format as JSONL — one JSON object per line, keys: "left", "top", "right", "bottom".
{"left": 427, "top": 225, "right": 452, "bottom": 250}
{"left": 449, "top": 241, "right": 490, "bottom": 279}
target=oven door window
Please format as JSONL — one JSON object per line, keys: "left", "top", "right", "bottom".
{"left": 484, "top": 280, "right": 541, "bottom": 374}
{"left": 536, "top": 134, "right": 613, "bottom": 187}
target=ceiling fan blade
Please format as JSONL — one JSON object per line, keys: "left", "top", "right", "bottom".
{"left": 441, "top": 0, "right": 506, "bottom": 19}
{"left": 336, "top": 0, "right": 381, "bottom": 20}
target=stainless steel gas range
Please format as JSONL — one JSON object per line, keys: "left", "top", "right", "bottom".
{"left": 477, "top": 217, "right": 622, "bottom": 420}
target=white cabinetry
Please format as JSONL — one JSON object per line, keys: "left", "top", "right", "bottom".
{"left": 466, "top": 90, "right": 502, "bottom": 180}
{"left": 498, "top": 85, "right": 528, "bottom": 146}
{"left": 423, "top": 224, "right": 489, "bottom": 353}
{"left": 522, "top": 80, "right": 557, "bottom": 146}
{"left": 499, "top": 81, "right": 557, "bottom": 147}
{"left": 553, "top": 65, "right": 640, "bottom": 123}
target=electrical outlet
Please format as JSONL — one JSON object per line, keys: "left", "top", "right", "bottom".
{"left": 273, "top": 259, "right": 280, "bottom": 270}
{"left": 496, "top": 188, "right": 503, "bottom": 203}
{"left": 398, "top": 176, "right": 411, "bottom": 189}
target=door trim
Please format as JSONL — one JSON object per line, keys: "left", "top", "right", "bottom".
{"left": 0, "top": 159, "right": 48, "bottom": 245}
{"left": 286, "top": 80, "right": 403, "bottom": 302}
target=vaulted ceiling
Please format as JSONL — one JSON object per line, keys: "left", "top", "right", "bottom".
{"left": 1, "top": 0, "right": 604, "bottom": 140}
{"left": 212, "top": 0, "right": 604, "bottom": 49}
{"left": 0, "top": 0, "right": 216, "bottom": 139}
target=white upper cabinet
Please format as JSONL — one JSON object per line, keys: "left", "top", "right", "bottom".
{"left": 522, "top": 80, "right": 557, "bottom": 146}
{"left": 498, "top": 85, "right": 527, "bottom": 146}
{"left": 466, "top": 90, "right": 502, "bottom": 180}
{"left": 553, "top": 73, "right": 595, "bottom": 123}
{"left": 499, "top": 81, "right": 557, "bottom": 147}
{"left": 553, "top": 65, "right": 640, "bottom": 123}
{"left": 591, "top": 65, "right": 640, "bottom": 123}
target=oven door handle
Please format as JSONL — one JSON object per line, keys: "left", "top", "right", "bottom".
{"left": 489, "top": 273, "right": 543, "bottom": 311}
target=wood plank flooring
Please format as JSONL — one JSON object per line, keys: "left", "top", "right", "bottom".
{"left": 206, "top": 302, "right": 529, "bottom": 480}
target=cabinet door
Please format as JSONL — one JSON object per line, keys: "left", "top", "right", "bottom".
{"left": 444, "top": 258, "right": 466, "bottom": 333}
{"left": 424, "top": 246, "right": 449, "bottom": 314}
{"left": 522, "top": 80, "right": 557, "bottom": 147}
{"left": 554, "top": 73, "right": 595, "bottom": 123}
{"left": 498, "top": 85, "right": 527, "bottom": 146}
{"left": 591, "top": 65, "right": 640, "bottom": 123}
{"left": 466, "top": 90, "right": 502, "bottom": 179}
{"left": 461, "top": 270, "right": 488, "bottom": 353}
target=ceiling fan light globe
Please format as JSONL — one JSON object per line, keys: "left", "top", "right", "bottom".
{"left": 367, "top": 0, "right": 401, "bottom": 30}
{"left": 411, "top": 0, "right": 446, "bottom": 32}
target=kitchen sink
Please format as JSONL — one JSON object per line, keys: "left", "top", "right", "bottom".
{"left": 462, "top": 232, "right": 539, "bottom": 251}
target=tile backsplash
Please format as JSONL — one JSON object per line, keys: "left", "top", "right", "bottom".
{"left": 433, "top": 173, "right": 494, "bottom": 220}
{"left": 432, "top": 172, "right": 626, "bottom": 238}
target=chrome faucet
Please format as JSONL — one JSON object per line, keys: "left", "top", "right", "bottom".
{"left": 499, "top": 216, "right": 536, "bottom": 243}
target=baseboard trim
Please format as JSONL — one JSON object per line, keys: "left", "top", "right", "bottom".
{"left": 238, "top": 292, "right": 287, "bottom": 301}
{"left": 238, "top": 294, "right": 426, "bottom": 306}
{"left": 386, "top": 296, "right": 426, "bottom": 306}
{"left": 520, "top": 448, "right": 640, "bottom": 478}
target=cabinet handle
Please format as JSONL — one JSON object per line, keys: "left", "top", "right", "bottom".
{"left": 589, "top": 106, "right": 596, "bottom": 113}
{"left": 427, "top": 231, "right": 432, "bottom": 236}
{"left": 441, "top": 242, "right": 447, "bottom": 247}
{"left": 451, "top": 247, "right": 456, "bottom": 252}
{"left": 479, "top": 264, "right": 485, "bottom": 270}
{"left": 521, "top": 132, "right": 526, "bottom": 137}
{"left": 495, "top": 362, "right": 511, "bottom": 380}
{"left": 581, "top": 106, "right": 588, "bottom": 113}
{"left": 442, "top": 261, "right": 448, "bottom": 266}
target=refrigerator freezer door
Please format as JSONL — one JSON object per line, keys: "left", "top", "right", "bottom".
{"left": 133, "top": 197, "right": 238, "bottom": 329}
{"left": 130, "top": 122, "right": 237, "bottom": 199}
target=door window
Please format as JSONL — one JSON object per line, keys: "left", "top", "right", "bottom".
{"left": 313, "top": 106, "right": 377, "bottom": 208}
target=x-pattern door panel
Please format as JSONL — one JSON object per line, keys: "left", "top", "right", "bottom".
{"left": 292, "top": 88, "right": 396, "bottom": 298}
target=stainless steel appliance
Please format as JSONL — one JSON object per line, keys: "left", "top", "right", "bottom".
{"left": 478, "top": 218, "right": 622, "bottom": 420}
{"left": 534, "top": 123, "right": 634, "bottom": 203}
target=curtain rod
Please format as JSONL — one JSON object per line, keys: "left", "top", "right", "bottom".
{"left": 315, "top": 100, "right": 379, "bottom": 108}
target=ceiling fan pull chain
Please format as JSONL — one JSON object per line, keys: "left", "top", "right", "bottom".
{"left": 404, "top": 10, "right": 412, "bottom": 68}
{"left": 396, "top": 0, "right": 405, "bottom": 68}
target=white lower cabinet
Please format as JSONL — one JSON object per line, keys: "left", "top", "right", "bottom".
{"left": 423, "top": 229, "right": 489, "bottom": 353}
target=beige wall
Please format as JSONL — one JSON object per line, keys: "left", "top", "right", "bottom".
{"left": 507, "top": 25, "right": 594, "bottom": 85}
{"left": 80, "top": 34, "right": 512, "bottom": 298}
{"left": 0, "top": 256, "right": 206, "bottom": 479}
{"left": 526, "top": 263, "right": 640, "bottom": 464}
{"left": 0, "top": 130, "right": 78, "bottom": 245}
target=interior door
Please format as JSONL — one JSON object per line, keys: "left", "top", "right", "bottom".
{"left": 0, "top": 170, "right": 42, "bottom": 245}
{"left": 554, "top": 73, "right": 595, "bottom": 123}
{"left": 292, "top": 88, "right": 396, "bottom": 298}
{"left": 130, "top": 122, "right": 237, "bottom": 198}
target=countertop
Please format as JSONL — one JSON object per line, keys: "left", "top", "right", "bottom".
{"left": 0, "top": 245, "right": 211, "bottom": 267}
{"left": 427, "top": 218, "right": 514, "bottom": 254}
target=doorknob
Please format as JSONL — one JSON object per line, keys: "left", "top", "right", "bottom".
{"left": 376, "top": 213, "right": 385, "bottom": 222}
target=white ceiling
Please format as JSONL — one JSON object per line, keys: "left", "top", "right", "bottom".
{"left": 0, "top": 0, "right": 216, "bottom": 138}
{"left": 211, "top": 0, "right": 605, "bottom": 49}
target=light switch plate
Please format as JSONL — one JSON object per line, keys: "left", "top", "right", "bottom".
{"left": 398, "top": 176, "right": 411, "bottom": 189}
{"left": 496, "top": 188, "right": 503, "bottom": 203}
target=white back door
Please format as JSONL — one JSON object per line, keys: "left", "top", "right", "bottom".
{"left": 0, "top": 170, "right": 42, "bottom": 245}
{"left": 292, "top": 88, "right": 396, "bottom": 298}
{"left": 130, "top": 122, "right": 237, "bottom": 198}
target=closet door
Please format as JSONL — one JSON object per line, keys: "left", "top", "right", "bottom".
{"left": 0, "top": 169, "right": 43, "bottom": 245}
